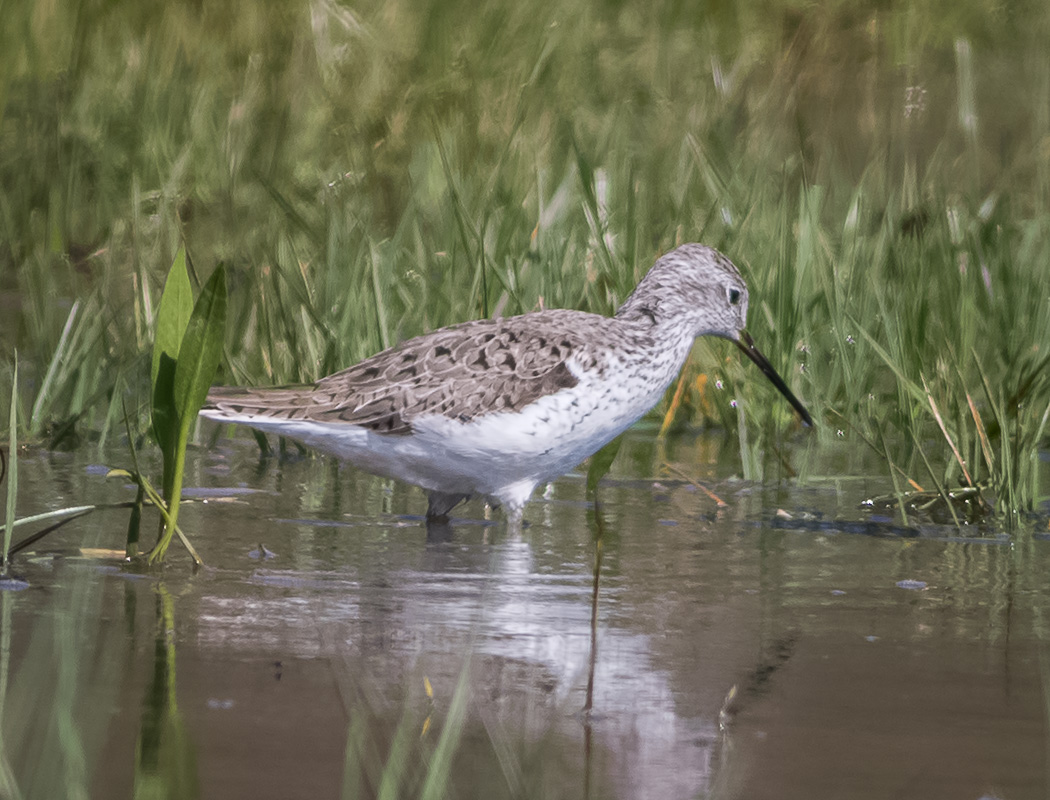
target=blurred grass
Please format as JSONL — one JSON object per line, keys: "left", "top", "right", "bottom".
{"left": 0, "top": 0, "right": 1048, "bottom": 519}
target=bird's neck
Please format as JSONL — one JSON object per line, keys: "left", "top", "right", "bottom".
{"left": 615, "top": 284, "right": 658, "bottom": 326}
{"left": 607, "top": 308, "right": 699, "bottom": 399}
{"left": 615, "top": 291, "right": 697, "bottom": 348}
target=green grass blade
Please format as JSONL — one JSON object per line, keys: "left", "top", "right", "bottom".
{"left": 0, "top": 505, "right": 100, "bottom": 537}
{"left": 848, "top": 316, "right": 928, "bottom": 407}
{"left": 28, "top": 301, "right": 79, "bottom": 437}
{"left": 419, "top": 663, "right": 470, "bottom": 800}
{"left": 3, "top": 507, "right": 103, "bottom": 559}
{"left": 376, "top": 709, "right": 415, "bottom": 800}
{"left": 368, "top": 245, "right": 391, "bottom": 352}
{"left": 3, "top": 353, "right": 17, "bottom": 572}
{"left": 0, "top": 589, "right": 23, "bottom": 800}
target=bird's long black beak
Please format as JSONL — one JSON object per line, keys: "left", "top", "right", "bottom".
{"left": 734, "top": 332, "right": 814, "bottom": 427}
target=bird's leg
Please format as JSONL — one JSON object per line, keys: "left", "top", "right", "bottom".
{"left": 425, "top": 491, "right": 470, "bottom": 520}
{"left": 504, "top": 504, "right": 526, "bottom": 536}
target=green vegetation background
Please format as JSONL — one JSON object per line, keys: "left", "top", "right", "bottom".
{"left": 1, "top": 0, "right": 1048, "bottom": 516}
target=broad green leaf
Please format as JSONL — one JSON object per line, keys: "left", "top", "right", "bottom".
{"left": 153, "top": 350, "right": 179, "bottom": 493}
{"left": 173, "top": 264, "right": 227, "bottom": 421}
{"left": 151, "top": 247, "right": 193, "bottom": 390}
{"left": 151, "top": 248, "right": 193, "bottom": 458}
{"left": 151, "top": 264, "right": 225, "bottom": 562}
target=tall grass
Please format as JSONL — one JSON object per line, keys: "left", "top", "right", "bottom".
{"left": 0, "top": 0, "right": 1048, "bottom": 522}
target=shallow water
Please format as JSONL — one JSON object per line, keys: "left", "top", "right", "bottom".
{"left": 2, "top": 432, "right": 1049, "bottom": 799}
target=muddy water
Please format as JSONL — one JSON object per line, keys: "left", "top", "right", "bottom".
{"left": 2, "top": 433, "right": 1049, "bottom": 799}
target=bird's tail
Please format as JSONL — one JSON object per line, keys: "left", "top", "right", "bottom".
{"left": 200, "top": 385, "right": 318, "bottom": 423}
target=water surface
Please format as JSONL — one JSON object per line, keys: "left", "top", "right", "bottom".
{"left": 3, "top": 432, "right": 1049, "bottom": 799}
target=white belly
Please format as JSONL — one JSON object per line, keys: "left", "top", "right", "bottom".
{"left": 201, "top": 366, "right": 669, "bottom": 510}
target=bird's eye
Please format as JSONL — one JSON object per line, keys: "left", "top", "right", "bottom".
{"left": 727, "top": 288, "right": 742, "bottom": 305}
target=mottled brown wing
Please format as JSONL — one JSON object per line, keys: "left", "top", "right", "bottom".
{"left": 204, "top": 310, "right": 599, "bottom": 435}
